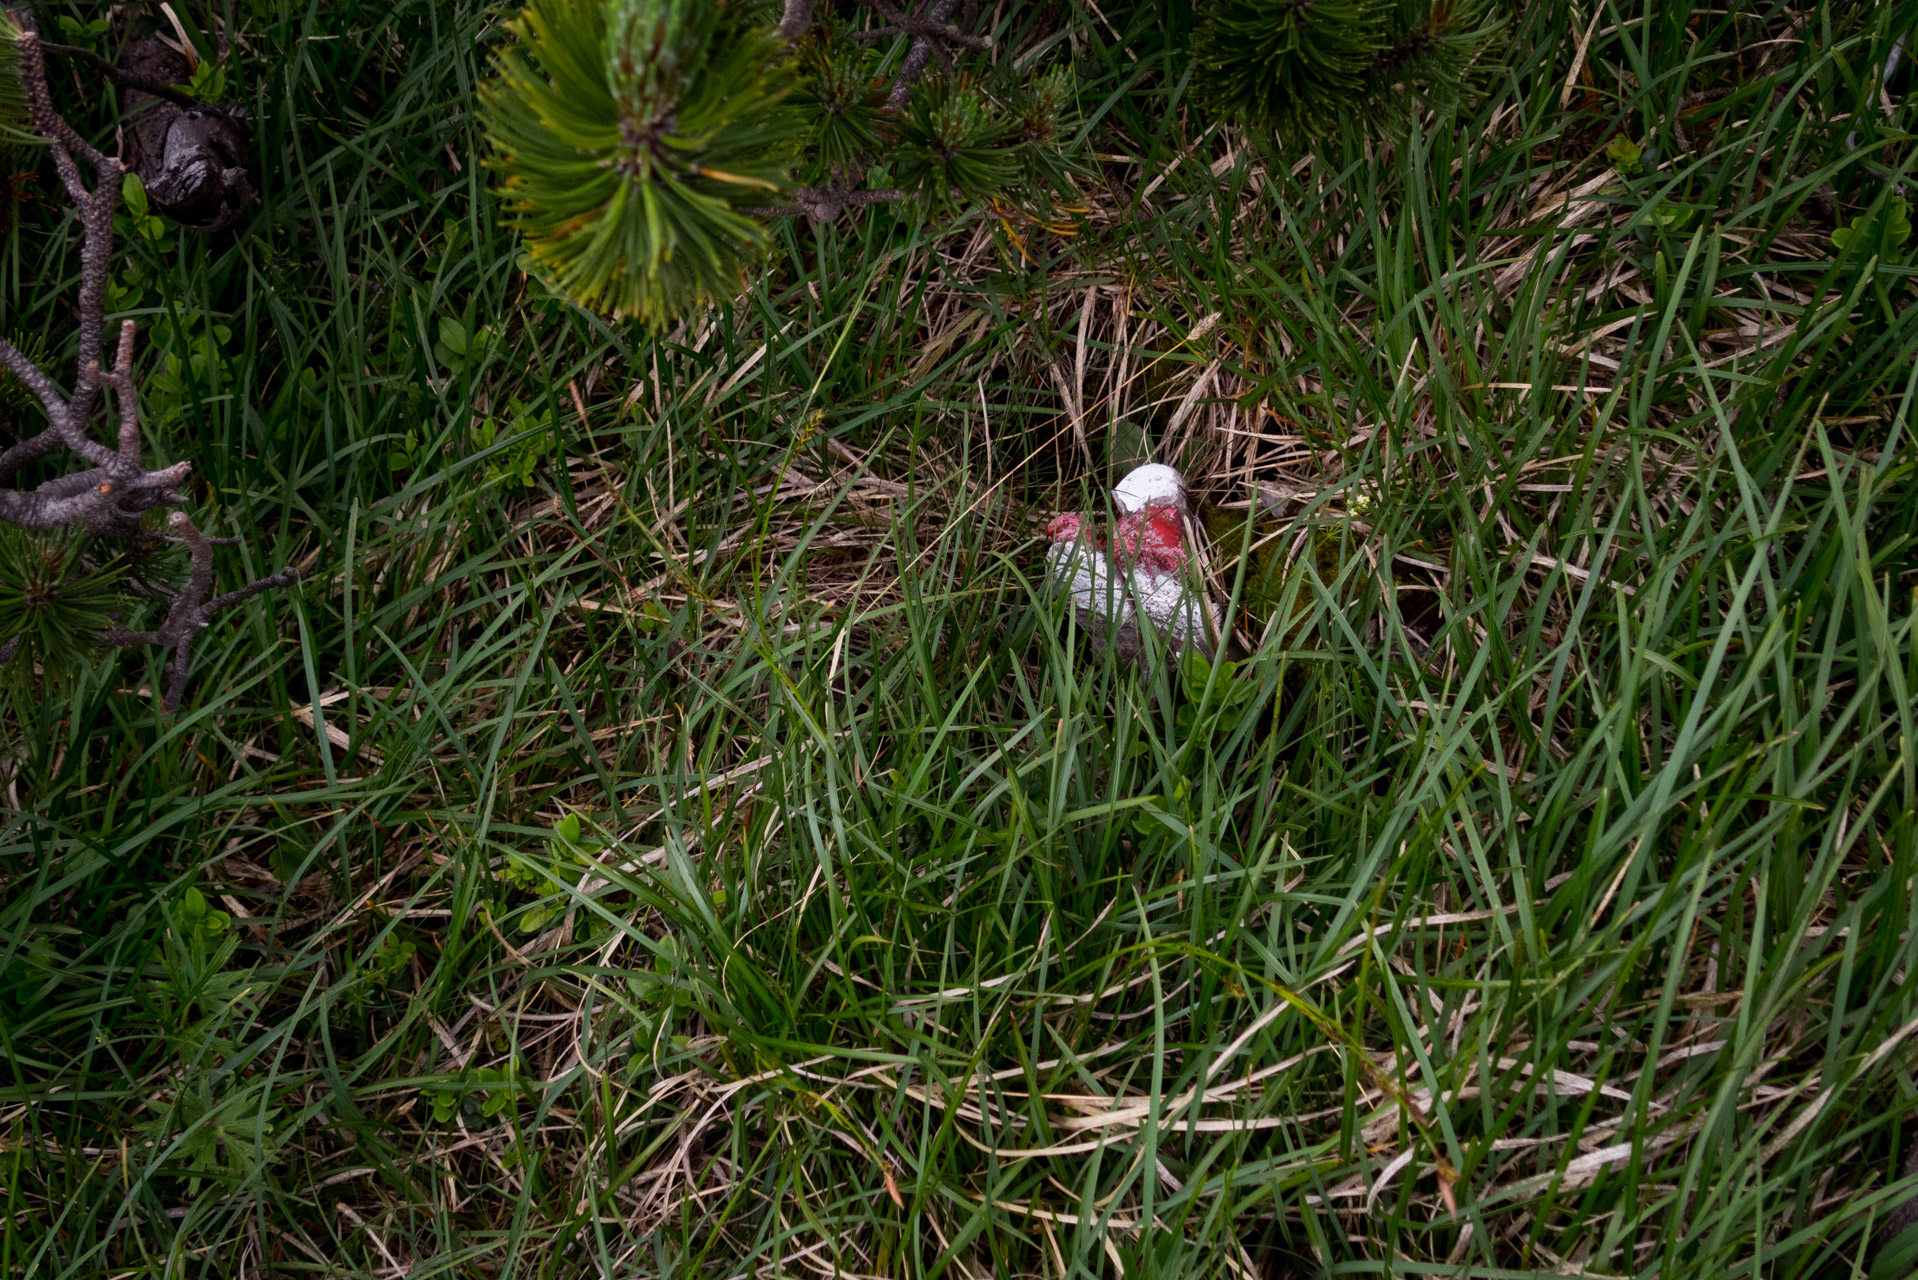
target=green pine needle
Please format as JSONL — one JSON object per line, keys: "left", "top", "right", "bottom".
{"left": 0, "top": 15, "right": 46, "bottom": 149}
{"left": 0, "top": 527, "right": 128, "bottom": 689}
{"left": 480, "top": 0, "right": 799, "bottom": 325}
{"left": 1192, "top": 0, "right": 1499, "bottom": 138}
{"left": 792, "top": 42, "right": 885, "bottom": 182}
{"left": 889, "top": 77, "right": 1021, "bottom": 217}
{"left": 1191, "top": 0, "right": 1389, "bottom": 137}
{"left": 1008, "top": 66, "right": 1082, "bottom": 211}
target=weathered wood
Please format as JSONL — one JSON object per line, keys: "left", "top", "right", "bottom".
{"left": 117, "top": 38, "right": 252, "bottom": 231}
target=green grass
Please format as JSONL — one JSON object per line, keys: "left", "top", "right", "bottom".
{"left": 4, "top": 1, "right": 1918, "bottom": 1276}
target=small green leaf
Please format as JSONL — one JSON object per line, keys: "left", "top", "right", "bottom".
{"left": 180, "top": 887, "right": 207, "bottom": 924}
{"left": 438, "top": 317, "right": 470, "bottom": 357}
{"left": 1652, "top": 202, "right": 1695, "bottom": 232}
{"left": 1181, "top": 653, "right": 1215, "bottom": 701}
{"left": 122, "top": 173, "right": 150, "bottom": 217}
{"left": 1832, "top": 196, "right": 1911, "bottom": 254}
{"left": 1871, "top": 199, "right": 1902, "bottom": 244}
{"left": 388, "top": 429, "right": 420, "bottom": 472}
{"left": 1604, "top": 135, "right": 1642, "bottom": 175}
{"left": 183, "top": 62, "right": 228, "bottom": 104}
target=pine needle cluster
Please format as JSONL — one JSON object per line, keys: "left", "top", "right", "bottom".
{"left": 1190, "top": 0, "right": 1504, "bottom": 139}
{"left": 0, "top": 14, "right": 40, "bottom": 148}
{"left": 0, "top": 527, "right": 126, "bottom": 691}
{"left": 479, "top": 0, "right": 1078, "bottom": 326}
{"left": 482, "top": 0, "right": 800, "bottom": 324}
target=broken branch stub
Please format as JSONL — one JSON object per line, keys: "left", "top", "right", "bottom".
{"left": 116, "top": 38, "right": 253, "bottom": 232}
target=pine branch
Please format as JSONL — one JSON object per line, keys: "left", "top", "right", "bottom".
{"left": 482, "top": 0, "right": 800, "bottom": 322}
{"left": 1190, "top": 0, "right": 1500, "bottom": 138}
{"left": 482, "top": 0, "right": 1069, "bottom": 310}
{"left": 99, "top": 513, "right": 300, "bottom": 713}
{"left": 0, "top": 19, "right": 296, "bottom": 710}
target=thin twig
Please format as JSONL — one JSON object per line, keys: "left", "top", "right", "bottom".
{"left": 38, "top": 40, "right": 224, "bottom": 113}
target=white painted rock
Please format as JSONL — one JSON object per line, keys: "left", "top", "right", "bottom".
{"left": 1044, "top": 464, "right": 1220, "bottom": 660}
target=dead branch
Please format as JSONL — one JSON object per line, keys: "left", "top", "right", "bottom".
{"left": 0, "top": 24, "right": 295, "bottom": 712}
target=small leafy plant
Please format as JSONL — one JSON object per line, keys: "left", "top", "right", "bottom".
{"left": 492, "top": 812, "right": 606, "bottom": 934}
{"left": 1175, "top": 652, "right": 1260, "bottom": 742}
{"left": 473, "top": 398, "right": 556, "bottom": 489}
{"left": 346, "top": 930, "right": 416, "bottom": 1010}
{"left": 1832, "top": 194, "right": 1913, "bottom": 255}
{"left": 1605, "top": 134, "right": 1643, "bottom": 175}
{"left": 139, "top": 1075, "right": 280, "bottom": 1195}
{"left": 143, "top": 886, "right": 251, "bottom": 1070}
{"left": 52, "top": 16, "right": 110, "bottom": 46}
{"left": 433, "top": 314, "right": 497, "bottom": 376}
{"left": 424, "top": 1064, "right": 521, "bottom": 1126}
{"left": 181, "top": 60, "right": 229, "bottom": 104}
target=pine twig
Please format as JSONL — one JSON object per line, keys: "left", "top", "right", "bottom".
{"left": 100, "top": 513, "right": 299, "bottom": 713}
{"left": 869, "top": 0, "right": 984, "bottom": 108}
{"left": 0, "top": 25, "right": 296, "bottom": 710}
{"left": 776, "top": 0, "right": 987, "bottom": 108}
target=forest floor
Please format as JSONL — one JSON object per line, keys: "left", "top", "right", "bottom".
{"left": 5, "top": 3, "right": 1918, "bottom": 1277}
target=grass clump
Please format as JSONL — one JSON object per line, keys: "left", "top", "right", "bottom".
{"left": 3, "top": 2, "right": 1918, "bottom": 1277}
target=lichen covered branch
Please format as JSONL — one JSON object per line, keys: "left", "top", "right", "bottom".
{"left": 100, "top": 512, "right": 300, "bottom": 713}
{"left": 0, "top": 24, "right": 296, "bottom": 710}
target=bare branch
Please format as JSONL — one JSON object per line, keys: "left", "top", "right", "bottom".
{"left": 16, "top": 31, "right": 107, "bottom": 172}
{"left": 68, "top": 161, "right": 122, "bottom": 429}
{"left": 865, "top": 0, "right": 981, "bottom": 109}
{"left": 0, "top": 22, "right": 296, "bottom": 711}
{"left": 858, "top": 0, "right": 989, "bottom": 52}
{"left": 779, "top": 0, "right": 815, "bottom": 41}
{"left": 101, "top": 512, "right": 300, "bottom": 713}
{"left": 748, "top": 183, "right": 908, "bottom": 224}
{"left": 37, "top": 40, "right": 221, "bottom": 112}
